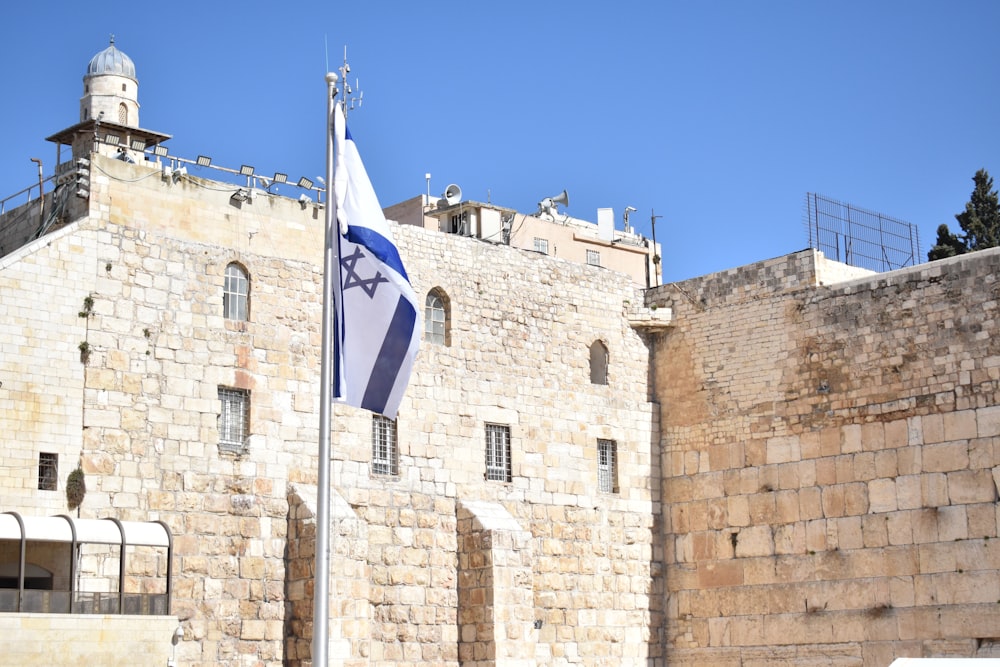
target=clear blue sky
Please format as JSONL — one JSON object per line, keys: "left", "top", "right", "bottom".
{"left": 1, "top": 1, "right": 998, "bottom": 283}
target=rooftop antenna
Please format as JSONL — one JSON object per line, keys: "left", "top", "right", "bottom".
{"left": 340, "top": 47, "right": 363, "bottom": 119}
{"left": 650, "top": 209, "right": 662, "bottom": 286}
{"left": 623, "top": 206, "right": 636, "bottom": 233}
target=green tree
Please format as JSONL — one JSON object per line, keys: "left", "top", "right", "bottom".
{"left": 928, "top": 168, "right": 1000, "bottom": 260}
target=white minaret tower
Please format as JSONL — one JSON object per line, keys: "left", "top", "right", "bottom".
{"left": 80, "top": 35, "right": 139, "bottom": 127}
{"left": 48, "top": 37, "right": 170, "bottom": 169}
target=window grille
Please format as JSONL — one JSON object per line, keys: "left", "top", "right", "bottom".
{"left": 38, "top": 453, "right": 58, "bottom": 491}
{"left": 533, "top": 237, "right": 549, "bottom": 254}
{"left": 485, "top": 424, "right": 512, "bottom": 482}
{"left": 218, "top": 387, "right": 250, "bottom": 452}
{"left": 372, "top": 415, "right": 398, "bottom": 476}
{"left": 597, "top": 439, "right": 618, "bottom": 494}
{"left": 586, "top": 249, "right": 601, "bottom": 266}
{"left": 118, "top": 102, "right": 128, "bottom": 125}
{"left": 425, "top": 290, "right": 446, "bottom": 345}
{"left": 223, "top": 263, "right": 249, "bottom": 321}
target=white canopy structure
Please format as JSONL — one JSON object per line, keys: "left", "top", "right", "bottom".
{"left": 0, "top": 512, "right": 172, "bottom": 615}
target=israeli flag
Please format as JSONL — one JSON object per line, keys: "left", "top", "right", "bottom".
{"left": 332, "top": 102, "right": 420, "bottom": 418}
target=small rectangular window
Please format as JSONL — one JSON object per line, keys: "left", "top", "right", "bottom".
{"left": 372, "top": 415, "right": 399, "bottom": 476}
{"left": 38, "top": 453, "right": 58, "bottom": 491}
{"left": 485, "top": 424, "right": 512, "bottom": 483}
{"left": 533, "top": 238, "right": 549, "bottom": 254}
{"left": 218, "top": 387, "right": 250, "bottom": 453}
{"left": 586, "top": 249, "right": 601, "bottom": 267}
{"left": 597, "top": 439, "right": 618, "bottom": 494}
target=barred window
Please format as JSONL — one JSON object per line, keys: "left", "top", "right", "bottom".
{"left": 425, "top": 288, "right": 448, "bottom": 346}
{"left": 38, "top": 453, "right": 58, "bottom": 491}
{"left": 223, "top": 263, "right": 250, "bottom": 322}
{"left": 590, "top": 340, "right": 609, "bottom": 385}
{"left": 586, "top": 249, "right": 601, "bottom": 267}
{"left": 533, "top": 237, "right": 549, "bottom": 254}
{"left": 372, "top": 415, "right": 399, "bottom": 476}
{"left": 218, "top": 387, "right": 250, "bottom": 453}
{"left": 485, "top": 424, "right": 512, "bottom": 483}
{"left": 597, "top": 439, "right": 618, "bottom": 494}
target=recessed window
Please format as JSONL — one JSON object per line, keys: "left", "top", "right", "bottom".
{"left": 586, "top": 249, "right": 601, "bottom": 266}
{"left": 224, "top": 263, "right": 250, "bottom": 322}
{"left": 118, "top": 102, "right": 128, "bottom": 125}
{"left": 218, "top": 387, "right": 250, "bottom": 453}
{"left": 533, "top": 238, "right": 549, "bottom": 254}
{"left": 597, "top": 439, "right": 618, "bottom": 494}
{"left": 38, "top": 453, "right": 58, "bottom": 491}
{"left": 450, "top": 211, "right": 469, "bottom": 235}
{"left": 372, "top": 415, "right": 399, "bottom": 476}
{"left": 425, "top": 288, "right": 449, "bottom": 346}
{"left": 485, "top": 424, "right": 512, "bottom": 483}
{"left": 589, "top": 340, "right": 609, "bottom": 385}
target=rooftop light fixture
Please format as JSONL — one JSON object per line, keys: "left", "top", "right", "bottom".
{"left": 196, "top": 155, "right": 212, "bottom": 167}
{"left": 240, "top": 165, "right": 255, "bottom": 177}
{"left": 153, "top": 145, "right": 168, "bottom": 157}
{"left": 230, "top": 189, "right": 249, "bottom": 205}
{"left": 130, "top": 139, "right": 146, "bottom": 151}
{"left": 297, "top": 177, "right": 313, "bottom": 190}
{"left": 104, "top": 134, "right": 120, "bottom": 146}
{"left": 272, "top": 172, "right": 287, "bottom": 184}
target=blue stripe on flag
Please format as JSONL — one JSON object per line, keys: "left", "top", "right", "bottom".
{"left": 345, "top": 225, "right": 410, "bottom": 281}
{"left": 361, "top": 295, "right": 418, "bottom": 415}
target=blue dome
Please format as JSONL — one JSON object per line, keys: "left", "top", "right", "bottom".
{"left": 86, "top": 38, "right": 136, "bottom": 80}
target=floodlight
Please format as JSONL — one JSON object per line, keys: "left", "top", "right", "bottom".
{"left": 272, "top": 172, "right": 287, "bottom": 184}
{"left": 240, "top": 165, "right": 255, "bottom": 176}
{"left": 104, "top": 134, "right": 120, "bottom": 146}
{"left": 153, "top": 145, "right": 168, "bottom": 157}
{"left": 230, "top": 189, "right": 249, "bottom": 205}
{"left": 130, "top": 139, "right": 146, "bottom": 151}
{"left": 297, "top": 177, "right": 313, "bottom": 189}
{"left": 196, "top": 155, "right": 212, "bottom": 167}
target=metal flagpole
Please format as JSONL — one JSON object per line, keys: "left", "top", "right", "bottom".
{"left": 313, "top": 70, "right": 339, "bottom": 666}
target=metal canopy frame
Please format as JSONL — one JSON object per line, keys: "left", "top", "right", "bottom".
{"left": 0, "top": 512, "right": 172, "bottom": 615}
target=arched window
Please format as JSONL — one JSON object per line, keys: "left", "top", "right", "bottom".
{"left": 223, "top": 263, "right": 250, "bottom": 321}
{"left": 425, "top": 288, "right": 449, "bottom": 346}
{"left": 589, "top": 340, "right": 609, "bottom": 385}
{"left": 118, "top": 102, "right": 128, "bottom": 125}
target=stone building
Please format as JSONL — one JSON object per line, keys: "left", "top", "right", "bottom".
{"left": 0, "top": 41, "right": 999, "bottom": 667}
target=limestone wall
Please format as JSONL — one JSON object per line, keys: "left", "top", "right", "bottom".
{"left": 0, "top": 613, "right": 179, "bottom": 666}
{"left": 0, "top": 154, "right": 662, "bottom": 666}
{"left": 650, "top": 247, "right": 1000, "bottom": 665}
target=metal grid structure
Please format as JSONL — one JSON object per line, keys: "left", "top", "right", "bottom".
{"left": 218, "top": 387, "right": 249, "bottom": 452}
{"left": 597, "top": 439, "right": 618, "bottom": 494}
{"left": 805, "top": 193, "right": 922, "bottom": 272}
{"left": 37, "top": 453, "right": 58, "bottom": 491}
{"left": 371, "top": 415, "right": 398, "bottom": 476}
{"left": 485, "top": 423, "right": 512, "bottom": 483}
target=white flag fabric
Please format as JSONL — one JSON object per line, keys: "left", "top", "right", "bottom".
{"left": 331, "top": 102, "right": 420, "bottom": 419}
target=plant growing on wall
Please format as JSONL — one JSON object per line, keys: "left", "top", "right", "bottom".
{"left": 66, "top": 466, "right": 86, "bottom": 510}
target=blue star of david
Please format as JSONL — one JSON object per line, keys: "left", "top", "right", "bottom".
{"left": 342, "top": 246, "right": 389, "bottom": 298}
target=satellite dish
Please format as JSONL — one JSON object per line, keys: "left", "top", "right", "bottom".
{"left": 444, "top": 184, "right": 462, "bottom": 205}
